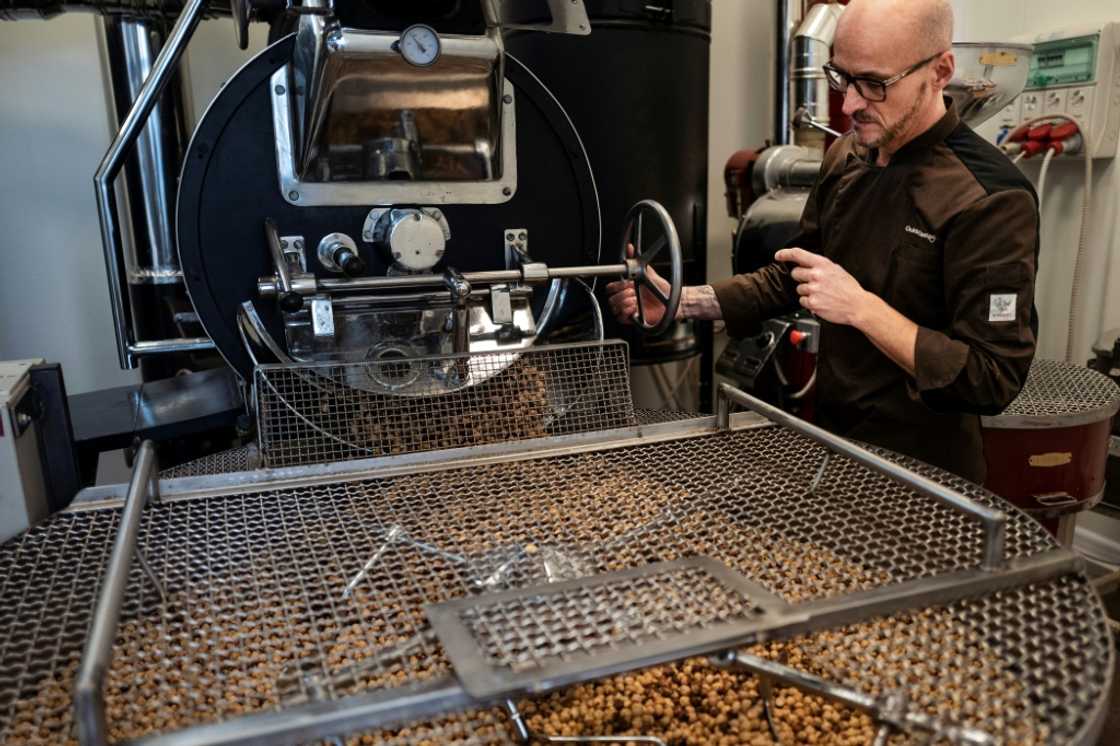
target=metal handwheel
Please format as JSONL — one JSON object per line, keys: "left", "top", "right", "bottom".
{"left": 620, "top": 199, "right": 684, "bottom": 336}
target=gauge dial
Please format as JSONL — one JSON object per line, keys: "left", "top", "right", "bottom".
{"left": 398, "top": 24, "right": 441, "bottom": 67}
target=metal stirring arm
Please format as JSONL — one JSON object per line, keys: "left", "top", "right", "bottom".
{"left": 712, "top": 651, "right": 996, "bottom": 746}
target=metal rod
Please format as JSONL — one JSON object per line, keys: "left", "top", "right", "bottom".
{"left": 717, "top": 383, "right": 1008, "bottom": 570}
{"left": 128, "top": 337, "right": 215, "bottom": 355}
{"left": 258, "top": 264, "right": 631, "bottom": 298}
{"left": 74, "top": 440, "right": 159, "bottom": 746}
{"left": 713, "top": 652, "right": 996, "bottom": 745}
{"left": 93, "top": 0, "right": 205, "bottom": 369}
{"left": 127, "top": 677, "right": 477, "bottom": 746}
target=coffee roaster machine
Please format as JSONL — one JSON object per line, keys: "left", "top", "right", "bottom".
{"left": 0, "top": 1, "right": 1117, "bottom": 745}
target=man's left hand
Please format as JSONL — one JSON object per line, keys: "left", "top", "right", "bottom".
{"left": 775, "top": 247, "right": 869, "bottom": 328}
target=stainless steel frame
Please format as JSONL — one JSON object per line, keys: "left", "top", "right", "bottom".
{"left": 93, "top": 0, "right": 211, "bottom": 368}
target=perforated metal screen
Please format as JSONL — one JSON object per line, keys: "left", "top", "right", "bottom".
{"left": 0, "top": 426, "right": 1109, "bottom": 745}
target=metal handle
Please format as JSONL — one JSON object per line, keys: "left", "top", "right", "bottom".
{"left": 716, "top": 383, "right": 1008, "bottom": 571}
{"left": 75, "top": 440, "right": 159, "bottom": 746}
{"left": 94, "top": 0, "right": 207, "bottom": 368}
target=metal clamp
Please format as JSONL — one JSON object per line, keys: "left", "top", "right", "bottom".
{"left": 716, "top": 383, "right": 1008, "bottom": 571}
{"left": 74, "top": 441, "right": 160, "bottom": 746}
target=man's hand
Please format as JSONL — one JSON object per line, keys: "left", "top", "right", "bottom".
{"left": 605, "top": 245, "right": 674, "bottom": 326}
{"left": 776, "top": 247, "right": 870, "bottom": 327}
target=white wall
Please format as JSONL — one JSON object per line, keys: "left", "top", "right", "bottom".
{"left": 0, "top": 16, "right": 265, "bottom": 395}
{"left": 953, "top": 0, "right": 1120, "bottom": 363}
{"left": 707, "top": 0, "right": 777, "bottom": 288}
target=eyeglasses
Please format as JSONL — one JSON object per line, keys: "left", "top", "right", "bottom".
{"left": 822, "top": 51, "right": 945, "bottom": 102}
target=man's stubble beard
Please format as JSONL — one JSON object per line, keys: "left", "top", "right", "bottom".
{"left": 864, "top": 81, "right": 929, "bottom": 150}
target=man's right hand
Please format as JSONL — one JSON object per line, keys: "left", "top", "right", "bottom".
{"left": 605, "top": 245, "right": 675, "bottom": 327}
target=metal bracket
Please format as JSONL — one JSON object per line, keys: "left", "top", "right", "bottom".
{"left": 504, "top": 227, "right": 529, "bottom": 268}
{"left": 310, "top": 296, "right": 335, "bottom": 338}
{"left": 280, "top": 235, "right": 307, "bottom": 273}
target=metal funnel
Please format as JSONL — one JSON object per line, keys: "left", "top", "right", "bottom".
{"left": 948, "top": 42, "right": 1034, "bottom": 127}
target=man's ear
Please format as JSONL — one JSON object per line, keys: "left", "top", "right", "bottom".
{"left": 932, "top": 50, "right": 956, "bottom": 92}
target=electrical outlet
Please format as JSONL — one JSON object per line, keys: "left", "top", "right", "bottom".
{"left": 1043, "top": 88, "right": 1068, "bottom": 115}
{"left": 1066, "top": 86, "right": 1093, "bottom": 119}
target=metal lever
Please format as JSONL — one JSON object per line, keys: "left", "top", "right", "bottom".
{"left": 444, "top": 267, "right": 473, "bottom": 355}
{"left": 264, "top": 218, "right": 305, "bottom": 312}
{"left": 793, "top": 105, "right": 843, "bottom": 138}
{"left": 716, "top": 383, "right": 1008, "bottom": 571}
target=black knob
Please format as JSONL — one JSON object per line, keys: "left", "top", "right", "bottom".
{"left": 279, "top": 292, "right": 304, "bottom": 313}
{"left": 337, "top": 249, "right": 367, "bottom": 277}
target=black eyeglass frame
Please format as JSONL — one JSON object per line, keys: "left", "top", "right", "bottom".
{"left": 822, "top": 51, "right": 947, "bottom": 102}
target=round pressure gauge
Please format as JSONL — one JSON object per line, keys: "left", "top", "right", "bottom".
{"left": 397, "top": 24, "right": 441, "bottom": 67}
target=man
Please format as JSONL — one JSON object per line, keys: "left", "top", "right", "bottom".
{"left": 606, "top": 0, "right": 1039, "bottom": 483}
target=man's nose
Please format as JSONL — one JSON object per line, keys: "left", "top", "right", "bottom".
{"left": 841, "top": 84, "right": 865, "bottom": 117}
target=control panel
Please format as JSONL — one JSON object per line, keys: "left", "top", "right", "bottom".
{"left": 996, "top": 22, "right": 1120, "bottom": 159}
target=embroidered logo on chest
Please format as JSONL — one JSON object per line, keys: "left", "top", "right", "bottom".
{"left": 989, "top": 294, "right": 1017, "bottom": 322}
{"left": 904, "top": 225, "right": 937, "bottom": 244}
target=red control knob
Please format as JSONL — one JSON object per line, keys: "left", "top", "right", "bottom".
{"left": 789, "top": 329, "right": 809, "bottom": 347}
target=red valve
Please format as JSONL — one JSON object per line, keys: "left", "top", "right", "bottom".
{"left": 1027, "top": 124, "right": 1053, "bottom": 140}
{"left": 789, "top": 329, "right": 809, "bottom": 347}
{"left": 1020, "top": 140, "right": 1046, "bottom": 158}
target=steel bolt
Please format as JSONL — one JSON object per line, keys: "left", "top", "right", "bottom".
{"left": 503, "top": 94, "right": 513, "bottom": 104}
{"left": 506, "top": 232, "right": 515, "bottom": 241}
{"left": 518, "top": 231, "right": 527, "bottom": 241}
{"left": 274, "top": 84, "right": 286, "bottom": 95}
{"left": 294, "top": 239, "right": 304, "bottom": 250}
{"left": 502, "top": 187, "right": 512, "bottom": 196}
{"left": 280, "top": 239, "right": 289, "bottom": 249}
{"left": 288, "top": 190, "right": 300, "bottom": 201}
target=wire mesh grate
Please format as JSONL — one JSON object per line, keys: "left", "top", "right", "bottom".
{"left": 988, "top": 358, "right": 1120, "bottom": 421}
{"left": 0, "top": 426, "right": 1110, "bottom": 744}
{"left": 254, "top": 341, "right": 637, "bottom": 468}
{"left": 430, "top": 558, "right": 784, "bottom": 697}
{"left": 160, "top": 446, "right": 254, "bottom": 478}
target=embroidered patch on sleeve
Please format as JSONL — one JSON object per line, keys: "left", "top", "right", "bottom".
{"left": 989, "top": 294, "right": 1016, "bottom": 322}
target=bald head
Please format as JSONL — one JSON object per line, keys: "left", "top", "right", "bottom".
{"left": 836, "top": 0, "right": 953, "bottom": 64}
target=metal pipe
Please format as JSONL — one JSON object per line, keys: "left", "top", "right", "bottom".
{"left": 74, "top": 440, "right": 159, "bottom": 746}
{"left": 791, "top": 2, "right": 844, "bottom": 141}
{"left": 109, "top": 17, "right": 182, "bottom": 285}
{"left": 128, "top": 337, "right": 216, "bottom": 354}
{"left": 94, "top": 0, "right": 206, "bottom": 369}
{"left": 717, "top": 383, "right": 1008, "bottom": 570}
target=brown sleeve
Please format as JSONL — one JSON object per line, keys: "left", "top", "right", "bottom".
{"left": 709, "top": 168, "right": 825, "bottom": 338}
{"left": 912, "top": 189, "right": 1038, "bottom": 415}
